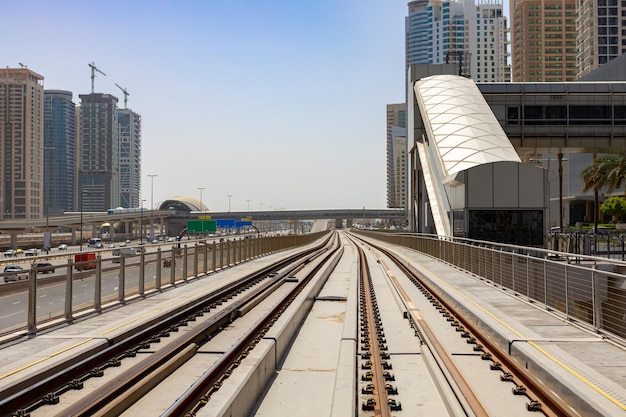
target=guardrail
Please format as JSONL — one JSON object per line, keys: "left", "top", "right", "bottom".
{"left": 0, "top": 232, "right": 328, "bottom": 338}
{"left": 354, "top": 230, "right": 626, "bottom": 342}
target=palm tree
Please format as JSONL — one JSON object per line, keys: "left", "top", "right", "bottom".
{"left": 581, "top": 154, "right": 604, "bottom": 232}
{"left": 595, "top": 153, "right": 626, "bottom": 195}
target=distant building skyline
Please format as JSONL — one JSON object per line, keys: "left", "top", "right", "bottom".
{"left": 0, "top": 66, "right": 144, "bottom": 218}
{"left": 0, "top": 68, "right": 45, "bottom": 219}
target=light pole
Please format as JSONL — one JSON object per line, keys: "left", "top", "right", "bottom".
{"left": 140, "top": 199, "right": 146, "bottom": 244}
{"left": 246, "top": 199, "right": 251, "bottom": 211}
{"left": 43, "top": 146, "right": 55, "bottom": 250}
{"left": 79, "top": 187, "right": 88, "bottom": 251}
{"left": 198, "top": 187, "right": 205, "bottom": 212}
{"left": 227, "top": 194, "right": 233, "bottom": 212}
{"left": 148, "top": 174, "right": 157, "bottom": 240}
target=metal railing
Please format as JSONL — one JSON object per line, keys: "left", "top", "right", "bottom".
{"left": 546, "top": 230, "right": 626, "bottom": 260}
{"left": 0, "top": 232, "right": 328, "bottom": 337}
{"left": 355, "top": 230, "right": 626, "bottom": 341}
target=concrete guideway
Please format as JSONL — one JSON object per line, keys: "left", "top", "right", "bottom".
{"left": 2, "top": 230, "right": 626, "bottom": 416}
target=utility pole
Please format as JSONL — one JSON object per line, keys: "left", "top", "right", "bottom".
{"left": 148, "top": 174, "right": 157, "bottom": 240}
{"left": 115, "top": 83, "right": 129, "bottom": 108}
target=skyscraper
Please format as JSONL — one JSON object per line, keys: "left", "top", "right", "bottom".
{"left": 406, "top": 0, "right": 510, "bottom": 82}
{"left": 78, "top": 93, "right": 120, "bottom": 211}
{"left": 44, "top": 90, "right": 76, "bottom": 215}
{"left": 117, "top": 109, "right": 141, "bottom": 208}
{"left": 0, "top": 68, "right": 45, "bottom": 219}
{"left": 386, "top": 104, "right": 407, "bottom": 209}
{"left": 511, "top": 0, "right": 578, "bottom": 82}
{"left": 577, "top": 0, "right": 626, "bottom": 77}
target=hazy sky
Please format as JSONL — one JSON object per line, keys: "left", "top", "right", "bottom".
{"left": 3, "top": 1, "right": 409, "bottom": 212}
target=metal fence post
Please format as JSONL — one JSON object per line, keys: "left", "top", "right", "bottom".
{"left": 95, "top": 256, "right": 102, "bottom": 312}
{"left": 27, "top": 268, "right": 37, "bottom": 335}
{"left": 139, "top": 251, "right": 145, "bottom": 296}
{"left": 119, "top": 255, "right": 126, "bottom": 304}
{"left": 170, "top": 246, "right": 176, "bottom": 285}
{"left": 183, "top": 245, "right": 188, "bottom": 281}
{"left": 193, "top": 244, "right": 198, "bottom": 278}
{"left": 156, "top": 248, "right": 162, "bottom": 290}
{"left": 65, "top": 260, "right": 74, "bottom": 323}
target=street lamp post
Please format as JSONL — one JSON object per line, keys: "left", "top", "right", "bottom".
{"left": 80, "top": 190, "right": 83, "bottom": 251}
{"left": 227, "top": 194, "right": 233, "bottom": 212}
{"left": 198, "top": 187, "right": 205, "bottom": 212}
{"left": 148, "top": 174, "right": 157, "bottom": 240}
{"left": 140, "top": 199, "right": 146, "bottom": 245}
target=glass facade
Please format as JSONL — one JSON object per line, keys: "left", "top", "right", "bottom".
{"left": 43, "top": 91, "right": 76, "bottom": 215}
{"left": 117, "top": 109, "right": 141, "bottom": 208}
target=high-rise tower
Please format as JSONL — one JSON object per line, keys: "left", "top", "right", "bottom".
{"left": 78, "top": 93, "right": 119, "bottom": 211}
{"left": 386, "top": 104, "right": 407, "bottom": 209}
{"left": 577, "top": 0, "right": 626, "bottom": 78}
{"left": 44, "top": 90, "right": 76, "bottom": 215}
{"left": 0, "top": 68, "right": 45, "bottom": 219}
{"left": 117, "top": 109, "right": 141, "bottom": 208}
{"left": 406, "top": 0, "right": 510, "bottom": 82}
{"left": 511, "top": 0, "right": 578, "bottom": 82}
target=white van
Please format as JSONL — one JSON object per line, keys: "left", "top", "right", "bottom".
{"left": 88, "top": 238, "right": 103, "bottom": 248}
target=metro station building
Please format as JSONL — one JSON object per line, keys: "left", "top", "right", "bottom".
{"left": 407, "top": 62, "right": 626, "bottom": 245}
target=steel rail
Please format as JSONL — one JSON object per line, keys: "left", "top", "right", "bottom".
{"left": 355, "top": 241, "right": 392, "bottom": 417}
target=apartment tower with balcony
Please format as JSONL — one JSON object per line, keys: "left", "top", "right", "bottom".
{"left": 511, "top": 0, "right": 578, "bottom": 82}
{"left": 0, "top": 68, "right": 45, "bottom": 219}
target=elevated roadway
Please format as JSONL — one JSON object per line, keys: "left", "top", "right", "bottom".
{"left": 0, "top": 208, "right": 406, "bottom": 248}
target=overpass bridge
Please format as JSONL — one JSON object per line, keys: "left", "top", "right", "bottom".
{"left": 0, "top": 208, "right": 406, "bottom": 249}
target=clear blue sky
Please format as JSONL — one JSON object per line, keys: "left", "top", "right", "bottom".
{"left": 3, "top": 1, "right": 408, "bottom": 212}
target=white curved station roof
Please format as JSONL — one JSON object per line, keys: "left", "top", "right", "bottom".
{"left": 414, "top": 75, "right": 521, "bottom": 182}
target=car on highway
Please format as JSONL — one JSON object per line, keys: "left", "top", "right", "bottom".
{"left": 58, "top": 244, "right": 68, "bottom": 250}
{"left": 4, "top": 249, "right": 15, "bottom": 257}
{"left": 112, "top": 248, "right": 135, "bottom": 263}
{"left": 14, "top": 249, "right": 24, "bottom": 255}
{"left": 25, "top": 248, "right": 38, "bottom": 256}
{"left": 34, "top": 262, "right": 55, "bottom": 274}
{"left": 3, "top": 265, "right": 26, "bottom": 282}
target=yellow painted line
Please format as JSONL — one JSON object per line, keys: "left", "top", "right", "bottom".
{"left": 0, "top": 338, "right": 95, "bottom": 380}
{"left": 414, "top": 258, "right": 626, "bottom": 411}
{"left": 1, "top": 279, "right": 225, "bottom": 380}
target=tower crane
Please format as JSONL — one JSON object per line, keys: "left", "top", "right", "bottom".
{"left": 88, "top": 62, "right": 106, "bottom": 94}
{"left": 115, "top": 83, "right": 129, "bottom": 108}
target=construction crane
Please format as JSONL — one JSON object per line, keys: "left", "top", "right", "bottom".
{"left": 115, "top": 83, "right": 129, "bottom": 108}
{"left": 88, "top": 62, "right": 106, "bottom": 94}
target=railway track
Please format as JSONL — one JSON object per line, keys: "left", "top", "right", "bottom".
{"left": 3, "top": 230, "right": 619, "bottom": 416}
{"left": 3, "top": 233, "right": 340, "bottom": 417}
{"left": 350, "top": 232, "right": 582, "bottom": 417}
